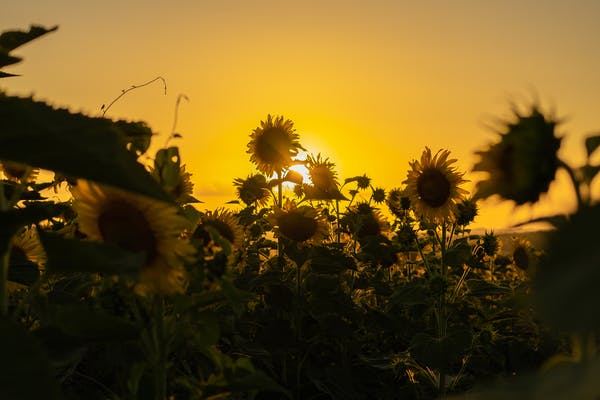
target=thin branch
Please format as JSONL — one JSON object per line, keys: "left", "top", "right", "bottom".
{"left": 101, "top": 76, "right": 167, "bottom": 117}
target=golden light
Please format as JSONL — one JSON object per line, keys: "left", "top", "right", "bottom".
{"left": 285, "top": 152, "right": 311, "bottom": 187}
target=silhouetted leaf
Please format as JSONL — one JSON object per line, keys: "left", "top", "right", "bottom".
{"left": 0, "top": 317, "right": 62, "bottom": 400}
{"left": 410, "top": 329, "right": 472, "bottom": 370}
{"left": 0, "top": 25, "right": 58, "bottom": 52}
{"left": 0, "top": 94, "right": 172, "bottom": 202}
{"left": 467, "top": 279, "right": 512, "bottom": 296}
{"left": 49, "top": 305, "right": 139, "bottom": 342}
{"left": 389, "top": 283, "right": 430, "bottom": 307}
{"left": 40, "top": 231, "right": 145, "bottom": 275}
{"left": 585, "top": 134, "right": 600, "bottom": 158}
{"left": 0, "top": 202, "right": 67, "bottom": 252}
{"left": 535, "top": 205, "right": 600, "bottom": 331}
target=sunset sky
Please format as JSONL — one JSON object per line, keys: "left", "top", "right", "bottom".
{"left": 2, "top": 0, "right": 600, "bottom": 229}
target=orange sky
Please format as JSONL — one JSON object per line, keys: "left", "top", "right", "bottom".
{"left": 2, "top": 1, "right": 600, "bottom": 230}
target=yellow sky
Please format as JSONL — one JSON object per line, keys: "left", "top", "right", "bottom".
{"left": 2, "top": 0, "right": 600, "bottom": 229}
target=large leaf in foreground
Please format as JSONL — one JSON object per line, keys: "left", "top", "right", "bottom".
{"left": 0, "top": 317, "right": 62, "bottom": 400}
{"left": 40, "top": 231, "right": 145, "bottom": 276}
{"left": 0, "top": 94, "right": 170, "bottom": 202}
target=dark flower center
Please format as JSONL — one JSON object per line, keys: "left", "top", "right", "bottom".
{"left": 278, "top": 212, "right": 318, "bottom": 242}
{"left": 255, "top": 127, "right": 293, "bottom": 165}
{"left": 357, "top": 214, "right": 381, "bottom": 239}
{"left": 98, "top": 201, "right": 157, "bottom": 263}
{"left": 417, "top": 169, "right": 451, "bottom": 208}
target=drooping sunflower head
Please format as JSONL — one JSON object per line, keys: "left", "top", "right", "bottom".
{"left": 247, "top": 114, "right": 303, "bottom": 176}
{"left": 269, "top": 200, "right": 329, "bottom": 244}
{"left": 403, "top": 147, "right": 468, "bottom": 223}
{"left": 11, "top": 227, "right": 46, "bottom": 267}
{"left": 473, "top": 105, "right": 562, "bottom": 205}
{"left": 1, "top": 161, "right": 39, "bottom": 183}
{"left": 194, "top": 208, "right": 244, "bottom": 249}
{"left": 71, "top": 180, "right": 196, "bottom": 295}
{"left": 341, "top": 202, "right": 389, "bottom": 241}
{"left": 233, "top": 174, "right": 272, "bottom": 207}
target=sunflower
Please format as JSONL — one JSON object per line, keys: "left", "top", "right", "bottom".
{"left": 404, "top": 147, "right": 468, "bottom": 223}
{"left": 386, "top": 188, "right": 411, "bottom": 219}
{"left": 247, "top": 114, "right": 303, "bottom": 176}
{"left": 233, "top": 174, "right": 271, "bottom": 207}
{"left": 194, "top": 208, "right": 244, "bottom": 249}
{"left": 341, "top": 202, "right": 389, "bottom": 241}
{"left": 1, "top": 161, "right": 38, "bottom": 183}
{"left": 454, "top": 197, "right": 479, "bottom": 226}
{"left": 171, "top": 164, "right": 195, "bottom": 203}
{"left": 11, "top": 227, "right": 46, "bottom": 267}
{"left": 269, "top": 200, "right": 329, "bottom": 244}
{"left": 301, "top": 154, "right": 347, "bottom": 201}
{"left": 71, "top": 180, "right": 196, "bottom": 295}
{"left": 473, "top": 105, "right": 561, "bottom": 205}
{"left": 511, "top": 237, "right": 536, "bottom": 271}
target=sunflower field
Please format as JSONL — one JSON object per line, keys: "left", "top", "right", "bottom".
{"left": 2, "top": 25, "right": 600, "bottom": 400}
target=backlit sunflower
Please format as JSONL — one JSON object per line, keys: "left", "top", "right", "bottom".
{"left": 404, "top": 147, "right": 468, "bottom": 223}
{"left": 233, "top": 174, "right": 271, "bottom": 207}
{"left": 302, "top": 154, "right": 347, "bottom": 201}
{"left": 473, "top": 105, "right": 561, "bottom": 205}
{"left": 194, "top": 208, "right": 244, "bottom": 249}
{"left": 1, "top": 161, "right": 38, "bottom": 183}
{"left": 269, "top": 200, "right": 329, "bottom": 244}
{"left": 341, "top": 202, "right": 389, "bottom": 241}
{"left": 247, "top": 114, "right": 303, "bottom": 176}
{"left": 11, "top": 227, "right": 46, "bottom": 267}
{"left": 511, "top": 237, "right": 537, "bottom": 271}
{"left": 71, "top": 180, "right": 196, "bottom": 295}
{"left": 171, "top": 164, "right": 195, "bottom": 203}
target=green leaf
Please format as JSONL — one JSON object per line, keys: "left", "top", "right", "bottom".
{"left": 0, "top": 50, "right": 21, "bottom": 68}
{"left": 389, "top": 283, "right": 430, "bottom": 307}
{"left": 49, "top": 304, "right": 139, "bottom": 342}
{"left": 0, "top": 25, "right": 58, "bottom": 52}
{"left": 40, "top": 231, "right": 145, "bottom": 275}
{"left": 283, "top": 169, "right": 303, "bottom": 184}
{"left": 410, "top": 329, "right": 472, "bottom": 370}
{"left": 535, "top": 204, "right": 600, "bottom": 331}
{"left": 0, "top": 94, "right": 172, "bottom": 202}
{"left": 0, "top": 317, "right": 62, "bottom": 400}
{"left": 585, "top": 134, "right": 600, "bottom": 158}
{"left": 467, "top": 279, "right": 512, "bottom": 296}
{"left": 153, "top": 147, "right": 180, "bottom": 192}
{"left": 191, "top": 311, "right": 220, "bottom": 348}
{"left": 0, "top": 202, "right": 67, "bottom": 253}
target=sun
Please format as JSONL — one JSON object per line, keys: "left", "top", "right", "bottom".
{"left": 285, "top": 152, "right": 311, "bottom": 187}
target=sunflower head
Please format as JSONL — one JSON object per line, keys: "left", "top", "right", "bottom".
{"left": 341, "top": 202, "right": 389, "bottom": 241}
{"left": 269, "top": 200, "right": 329, "bottom": 244}
{"left": 481, "top": 231, "right": 500, "bottom": 257}
{"left": 404, "top": 147, "right": 468, "bottom": 223}
{"left": 307, "top": 154, "right": 338, "bottom": 191}
{"left": 71, "top": 180, "right": 196, "bottom": 295}
{"left": 511, "top": 237, "right": 536, "bottom": 270}
{"left": 11, "top": 227, "right": 46, "bottom": 267}
{"left": 473, "top": 105, "right": 561, "bottom": 205}
{"left": 247, "top": 114, "right": 303, "bottom": 176}
{"left": 194, "top": 208, "right": 244, "bottom": 249}
{"left": 170, "top": 164, "right": 195, "bottom": 204}
{"left": 454, "top": 197, "right": 479, "bottom": 226}
{"left": 371, "top": 187, "right": 386, "bottom": 204}
{"left": 233, "top": 174, "right": 271, "bottom": 207}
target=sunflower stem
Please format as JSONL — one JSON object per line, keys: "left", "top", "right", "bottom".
{"left": 438, "top": 223, "right": 448, "bottom": 399}
{"left": 0, "top": 182, "right": 9, "bottom": 317}
{"left": 153, "top": 295, "right": 167, "bottom": 400}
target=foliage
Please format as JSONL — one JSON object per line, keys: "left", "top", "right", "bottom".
{"left": 1, "top": 24, "right": 597, "bottom": 400}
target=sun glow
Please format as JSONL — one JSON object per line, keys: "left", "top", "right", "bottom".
{"left": 286, "top": 152, "right": 311, "bottom": 187}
